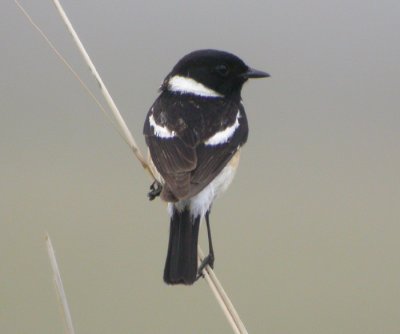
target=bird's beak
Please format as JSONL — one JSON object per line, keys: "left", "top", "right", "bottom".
{"left": 241, "top": 67, "right": 270, "bottom": 79}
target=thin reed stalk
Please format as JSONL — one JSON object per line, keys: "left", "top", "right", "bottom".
{"left": 45, "top": 233, "right": 76, "bottom": 334}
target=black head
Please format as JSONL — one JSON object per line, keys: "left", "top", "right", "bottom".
{"left": 162, "top": 49, "right": 269, "bottom": 97}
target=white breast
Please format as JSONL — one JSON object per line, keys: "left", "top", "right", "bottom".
{"left": 188, "top": 151, "right": 241, "bottom": 218}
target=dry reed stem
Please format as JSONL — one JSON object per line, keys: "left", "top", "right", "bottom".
{"left": 12, "top": 0, "right": 133, "bottom": 148}
{"left": 50, "top": 0, "right": 151, "bottom": 175}
{"left": 15, "top": 1, "right": 248, "bottom": 333}
{"left": 198, "top": 248, "right": 248, "bottom": 334}
{"left": 45, "top": 233, "right": 76, "bottom": 334}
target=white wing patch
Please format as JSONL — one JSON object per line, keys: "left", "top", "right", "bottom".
{"left": 168, "top": 75, "right": 223, "bottom": 98}
{"left": 205, "top": 111, "right": 240, "bottom": 146}
{"left": 149, "top": 114, "right": 176, "bottom": 138}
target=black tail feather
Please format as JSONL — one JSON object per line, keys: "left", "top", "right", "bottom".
{"left": 164, "top": 207, "right": 201, "bottom": 285}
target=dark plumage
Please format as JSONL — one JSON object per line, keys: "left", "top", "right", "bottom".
{"left": 143, "top": 49, "right": 269, "bottom": 284}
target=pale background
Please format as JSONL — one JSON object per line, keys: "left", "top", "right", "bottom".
{"left": 1, "top": 1, "right": 400, "bottom": 333}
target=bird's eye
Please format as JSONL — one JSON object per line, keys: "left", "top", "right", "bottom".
{"left": 215, "top": 64, "right": 230, "bottom": 77}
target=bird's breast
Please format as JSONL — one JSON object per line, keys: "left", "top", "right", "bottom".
{"left": 188, "top": 150, "right": 241, "bottom": 218}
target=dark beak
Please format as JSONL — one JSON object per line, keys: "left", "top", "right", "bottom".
{"left": 242, "top": 67, "right": 270, "bottom": 79}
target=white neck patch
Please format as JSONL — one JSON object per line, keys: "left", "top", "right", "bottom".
{"left": 205, "top": 111, "right": 241, "bottom": 146}
{"left": 168, "top": 75, "right": 223, "bottom": 98}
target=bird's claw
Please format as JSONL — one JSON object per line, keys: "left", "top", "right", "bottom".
{"left": 147, "top": 181, "right": 162, "bottom": 201}
{"left": 196, "top": 254, "right": 215, "bottom": 280}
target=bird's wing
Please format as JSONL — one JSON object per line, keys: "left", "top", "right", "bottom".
{"left": 145, "top": 135, "right": 196, "bottom": 200}
{"left": 186, "top": 120, "right": 247, "bottom": 197}
{"left": 143, "top": 93, "right": 248, "bottom": 201}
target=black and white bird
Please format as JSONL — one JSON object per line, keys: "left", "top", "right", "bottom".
{"left": 143, "top": 49, "right": 269, "bottom": 285}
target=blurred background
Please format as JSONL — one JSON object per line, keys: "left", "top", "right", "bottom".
{"left": 1, "top": 0, "right": 399, "bottom": 333}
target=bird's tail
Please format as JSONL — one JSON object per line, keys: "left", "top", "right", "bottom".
{"left": 163, "top": 207, "right": 201, "bottom": 285}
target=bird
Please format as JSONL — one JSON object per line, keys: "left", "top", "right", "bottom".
{"left": 143, "top": 49, "right": 269, "bottom": 285}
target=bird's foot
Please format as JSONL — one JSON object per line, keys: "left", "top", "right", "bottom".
{"left": 196, "top": 253, "right": 215, "bottom": 280}
{"left": 147, "top": 181, "right": 162, "bottom": 201}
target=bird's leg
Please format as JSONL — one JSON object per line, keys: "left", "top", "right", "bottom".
{"left": 147, "top": 181, "right": 162, "bottom": 201}
{"left": 197, "top": 211, "right": 215, "bottom": 278}
{"left": 204, "top": 211, "right": 215, "bottom": 268}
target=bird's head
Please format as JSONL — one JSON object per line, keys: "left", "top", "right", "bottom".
{"left": 162, "top": 49, "right": 270, "bottom": 98}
